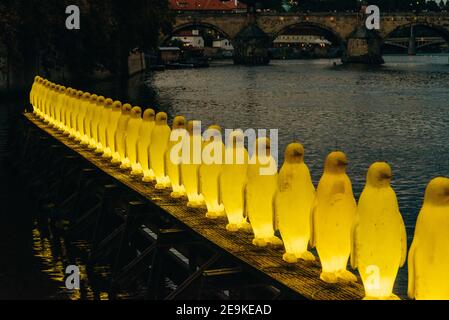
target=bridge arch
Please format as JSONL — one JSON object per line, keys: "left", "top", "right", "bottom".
{"left": 382, "top": 22, "right": 449, "bottom": 45}
{"left": 272, "top": 22, "right": 347, "bottom": 46}
{"left": 161, "top": 22, "right": 234, "bottom": 45}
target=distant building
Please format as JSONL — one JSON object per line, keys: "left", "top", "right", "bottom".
{"left": 212, "top": 39, "right": 234, "bottom": 51}
{"left": 172, "top": 31, "right": 205, "bottom": 48}
{"left": 170, "top": 0, "right": 246, "bottom": 11}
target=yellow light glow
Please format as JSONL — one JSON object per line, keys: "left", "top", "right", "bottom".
{"left": 246, "top": 138, "right": 282, "bottom": 247}
{"left": 276, "top": 143, "right": 316, "bottom": 263}
{"left": 89, "top": 96, "right": 106, "bottom": 150}
{"left": 311, "top": 151, "right": 357, "bottom": 283}
{"left": 166, "top": 116, "right": 187, "bottom": 198}
{"left": 112, "top": 103, "right": 132, "bottom": 165}
{"left": 150, "top": 112, "right": 171, "bottom": 189}
{"left": 181, "top": 121, "right": 204, "bottom": 208}
{"left": 95, "top": 98, "right": 113, "bottom": 154}
{"left": 134, "top": 108, "right": 156, "bottom": 181}
{"left": 352, "top": 162, "right": 406, "bottom": 299}
{"left": 408, "top": 177, "right": 449, "bottom": 300}
{"left": 121, "top": 106, "right": 143, "bottom": 170}
{"left": 220, "top": 130, "right": 250, "bottom": 232}
{"left": 103, "top": 101, "right": 122, "bottom": 159}
{"left": 200, "top": 125, "right": 226, "bottom": 219}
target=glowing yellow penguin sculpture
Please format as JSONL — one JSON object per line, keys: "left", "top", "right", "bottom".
{"left": 200, "top": 125, "right": 226, "bottom": 218}
{"left": 166, "top": 116, "right": 187, "bottom": 198}
{"left": 81, "top": 94, "right": 98, "bottom": 146}
{"left": 96, "top": 98, "right": 113, "bottom": 154}
{"left": 352, "top": 162, "right": 407, "bottom": 299}
{"left": 30, "top": 76, "right": 39, "bottom": 111}
{"left": 275, "top": 143, "right": 316, "bottom": 263}
{"left": 64, "top": 89, "right": 78, "bottom": 136}
{"left": 134, "top": 108, "right": 156, "bottom": 180}
{"left": 103, "top": 101, "right": 122, "bottom": 159}
{"left": 246, "top": 138, "right": 282, "bottom": 247}
{"left": 219, "top": 130, "right": 250, "bottom": 232}
{"left": 150, "top": 112, "right": 171, "bottom": 189}
{"left": 74, "top": 92, "right": 91, "bottom": 142}
{"left": 121, "top": 106, "right": 143, "bottom": 170}
{"left": 311, "top": 151, "right": 357, "bottom": 283}
{"left": 58, "top": 87, "right": 71, "bottom": 133}
{"left": 408, "top": 177, "right": 449, "bottom": 300}
{"left": 112, "top": 103, "right": 132, "bottom": 165}
{"left": 181, "top": 120, "right": 204, "bottom": 208}
{"left": 88, "top": 96, "right": 105, "bottom": 150}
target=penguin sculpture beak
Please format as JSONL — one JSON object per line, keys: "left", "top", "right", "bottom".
{"left": 338, "top": 159, "right": 349, "bottom": 166}
{"left": 293, "top": 151, "right": 303, "bottom": 157}
{"left": 381, "top": 173, "right": 393, "bottom": 180}
{"left": 444, "top": 188, "right": 449, "bottom": 196}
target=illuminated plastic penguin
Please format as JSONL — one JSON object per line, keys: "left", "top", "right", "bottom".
{"left": 310, "top": 151, "right": 357, "bottom": 283}
{"left": 352, "top": 162, "right": 407, "bottom": 299}
{"left": 134, "top": 108, "right": 156, "bottom": 180}
{"left": 275, "top": 143, "right": 316, "bottom": 263}
{"left": 81, "top": 94, "right": 98, "bottom": 146}
{"left": 180, "top": 120, "right": 204, "bottom": 207}
{"left": 103, "top": 101, "right": 122, "bottom": 159}
{"left": 88, "top": 96, "right": 105, "bottom": 150}
{"left": 30, "top": 76, "right": 39, "bottom": 111}
{"left": 75, "top": 92, "right": 91, "bottom": 142}
{"left": 150, "top": 112, "right": 171, "bottom": 189}
{"left": 112, "top": 103, "right": 132, "bottom": 165}
{"left": 166, "top": 116, "right": 187, "bottom": 198}
{"left": 246, "top": 138, "right": 282, "bottom": 247}
{"left": 408, "top": 177, "right": 449, "bottom": 300}
{"left": 219, "top": 130, "right": 250, "bottom": 232}
{"left": 96, "top": 98, "right": 113, "bottom": 154}
{"left": 200, "top": 125, "right": 226, "bottom": 218}
{"left": 69, "top": 91, "right": 84, "bottom": 139}
{"left": 121, "top": 106, "right": 143, "bottom": 170}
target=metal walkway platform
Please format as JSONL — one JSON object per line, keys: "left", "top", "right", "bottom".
{"left": 22, "top": 112, "right": 364, "bottom": 300}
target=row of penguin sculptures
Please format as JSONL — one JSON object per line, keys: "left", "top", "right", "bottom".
{"left": 29, "top": 76, "right": 449, "bottom": 300}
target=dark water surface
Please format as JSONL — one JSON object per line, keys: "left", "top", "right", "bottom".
{"left": 1, "top": 55, "right": 448, "bottom": 299}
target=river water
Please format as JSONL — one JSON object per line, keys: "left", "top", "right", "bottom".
{"left": 2, "top": 54, "right": 449, "bottom": 299}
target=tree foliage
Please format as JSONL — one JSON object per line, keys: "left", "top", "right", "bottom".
{"left": 0, "top": 0, "right": 173, "bottom": 83}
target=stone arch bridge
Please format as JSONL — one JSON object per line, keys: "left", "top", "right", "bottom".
{"left": 163, "top": 12, "right": 449, "bottom": 64}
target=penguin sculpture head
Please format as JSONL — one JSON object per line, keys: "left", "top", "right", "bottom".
{"left": 155, "top": 112, "right": 168, "bottom": 125}
{"left": 255, "top": 137, "right": 272, "bottom": 157}
{"left": 324, "top": 151, "right": 348, "bottom": 174}
{"left": 82, "top": 92, "right": 91, "bottom": 101}
{"left": 130, "top": 106, "right": 142, "bottom": 118}
{"left": 285, "top": 143, "right": 305, "bottom": 164}
{"left": 207, "top": 125, "right": 222, "bottom": 138}
{"left": 112, "top": 101, "right": 122, "bottom": 111}
{"left": 424, "top": 177, "right": 449, "bottom": 206}
{"left": 366, "top": 162, "right": 393, "bottom": 188}
{"left": 104, "top": 98, "right": 113, "bottom": 109}
{"left": 90, "top": 94, "right": 98, "bottom": 102}
{"left": 59, "top": 86, "right": 66, "bottom": 93}
{"left": 143, "top": 108, "right": 156, "bottom": 121}
{"left": 97, "top": 96, "right": 105, "bottom": 106}
{"left": 122, "top": 103, "right": 132, "bottom": 115}
{"left": 187, "top": 120, "right": 201, "bottom": 136}
{"left": 172, "top": 116, "right": 186, "bottom": 130}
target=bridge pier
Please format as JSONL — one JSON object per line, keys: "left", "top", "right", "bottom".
{"left": 342, "top": 26, "right": 384, "bottom": 65}
{"left": 408, "top": 26, "right": 417, "bottom": 56}
{"left": 233, "top": 23, "right": 271, "bottom": 66}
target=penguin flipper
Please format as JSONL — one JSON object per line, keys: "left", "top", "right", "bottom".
{"left": 400, "top": 217, "right": 407, "bottom": 267}
{"left": 407, "top": 240, "right": 417, "bottom": 299}
{"left": 350, "top": 220, "right": 359, "bottom": 270}
{"left": 309, "top": 199, "right": 317, "bottom": 248}
{"left": 273, "top": 191, "right": 279, "bottom": 232}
